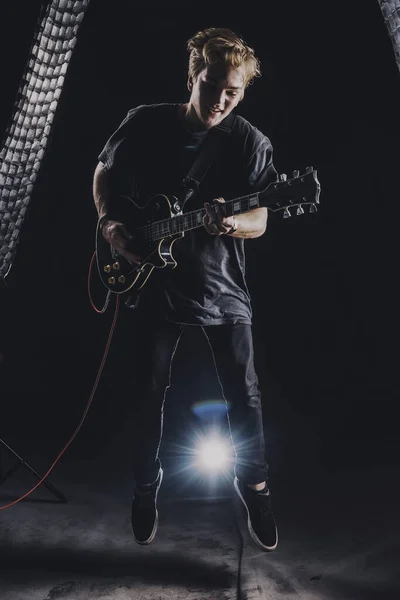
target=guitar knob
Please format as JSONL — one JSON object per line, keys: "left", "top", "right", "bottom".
{"left": 112, "top": 262, "right": 120, "bottom": 270}
{"left": 306, "top": 166, "right": 313, "bottom": 173}
{"left": 309, "top": 203, "right": 318, "bottom": 213}
{"left": 279, "top": 173, "right": 287, "bottom": 181}
{"left": 107, "top": 276, "right": 116, "bottom": 285}
{"left": 292, "top": 169, "right": 299, "bottom": 178}
{"left": 103, "top": 264, "right": 111, "bottom": 273}
{"left": 296, "top": 205, "right": 304, "bottom": 215}
{"left": 283, "top": 207, "right": 291, "bottom": 218}
{"left": 118, "top": 275, "right": 126, "bottom": 283}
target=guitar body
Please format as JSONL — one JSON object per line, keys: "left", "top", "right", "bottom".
{"left": 95, "top": 193, "right": 184, "bottom": 294}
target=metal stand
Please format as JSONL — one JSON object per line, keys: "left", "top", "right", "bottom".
{"left": 0, "top": 437, "right": 67, "bottom": 503}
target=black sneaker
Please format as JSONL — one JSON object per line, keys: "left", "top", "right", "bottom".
{"left": 131, "top": 468, "right": 163, "bottom": 545}
{"left": 233, "top": 477, "right": 278, "bottom": 551}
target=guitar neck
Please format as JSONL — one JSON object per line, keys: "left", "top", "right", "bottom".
{"left": 138, "top": 168, "right": 320, "bottom": 241}
{"left": 149, "top": 192, "right": 260, "bottom": 241}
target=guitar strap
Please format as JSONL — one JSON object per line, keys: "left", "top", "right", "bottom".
{"left": 180, "top": 111, "right": 237, "bottom": 207}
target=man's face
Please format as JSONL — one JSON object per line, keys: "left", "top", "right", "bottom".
{"left": 187, "top": 61, "right": 246, "bottom": 131}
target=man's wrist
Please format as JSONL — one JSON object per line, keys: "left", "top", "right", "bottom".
{"left": 226, "top": 217, "right": 238, "bottom": 235}
{"left": 98, "top": 214, "right": 110, "bottom": 232}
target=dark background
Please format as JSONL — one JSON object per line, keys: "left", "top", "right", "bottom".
{"left": 1, "top": 0, "right": 399, "bottom": 477}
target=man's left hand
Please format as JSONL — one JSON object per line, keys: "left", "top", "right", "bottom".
{"left": 203, "top": 198, "right": 236, "bottom": 235}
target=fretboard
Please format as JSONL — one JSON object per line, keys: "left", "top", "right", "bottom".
{"left": 144, "top": 192, "right": 261, "bottom": 242}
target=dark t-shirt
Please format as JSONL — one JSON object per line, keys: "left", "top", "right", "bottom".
{"left": 98, "top": 103, "right": 278, "bottom": 325}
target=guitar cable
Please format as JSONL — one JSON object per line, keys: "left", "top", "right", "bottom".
{"left": 0, "top": 251, "right": 118, "bottom": 510}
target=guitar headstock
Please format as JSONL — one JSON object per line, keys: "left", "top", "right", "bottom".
{"left": 261, "top": 166, "right": 321, "bottom": 217}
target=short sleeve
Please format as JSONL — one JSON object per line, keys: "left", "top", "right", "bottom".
{"left": 98, "top": 105, "right": 145, "bottom": 173}
{"left": 246, "top": 135, "right": 279, "bottom": 192}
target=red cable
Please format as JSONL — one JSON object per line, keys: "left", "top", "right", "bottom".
{"left": 0, "top": 251, "right": 118, "bottom": 509}
{"left": 88, "top": 251, "right": 111, "bottom": 314}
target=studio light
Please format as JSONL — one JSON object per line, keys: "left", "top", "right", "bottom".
{"left": 0, "top": 0, "right": 90, "bottom": 282}
{"left": 194, "top": 432, "right": 233, "bottom": 474}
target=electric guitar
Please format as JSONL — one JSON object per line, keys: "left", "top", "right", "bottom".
{"left": 95, "top": 166, "right": 321, "bottom": 294}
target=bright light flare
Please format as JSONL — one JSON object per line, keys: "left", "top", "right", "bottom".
{"left": 195, "top": 435, "right": 233, "bottom": 472}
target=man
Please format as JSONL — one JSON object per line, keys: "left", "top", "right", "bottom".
{"left": 93, "top": 27, "right": 279, "bottom": 552}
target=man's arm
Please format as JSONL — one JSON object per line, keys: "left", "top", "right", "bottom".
{"left": 93, "top": 161, "right": 110, "bottom": 220}
{"left": 204, "top": 198, "right": 268, "bottom": 239}
{"left": 227, "top": 207, "right": 268, "bottom": 239}
{"left": 92, "top": 161, "right": 141, "bottom": 264}
{"left": 203, "top": 131, "right": 275, "bottom": 239}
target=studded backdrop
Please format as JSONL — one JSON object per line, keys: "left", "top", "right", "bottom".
{"left": 0, "top": 0, "right": 90, "bottom": 283}
{"left": 378, "top": 0, "right": 400, "bottom": 73}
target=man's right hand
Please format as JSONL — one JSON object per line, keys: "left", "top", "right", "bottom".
{"left": 101, "top": 219, "right": 141, "bottom": 265}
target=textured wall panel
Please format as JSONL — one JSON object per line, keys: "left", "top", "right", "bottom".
{"left": 378, "top": 0, "right": 400, "bottom": 73}
{"left": 0, "top": 0, "right": 90, "bottom": 281}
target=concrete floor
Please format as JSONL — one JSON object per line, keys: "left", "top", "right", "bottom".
{"left": 0, "top": 422, "right": 399, "bottom": 600}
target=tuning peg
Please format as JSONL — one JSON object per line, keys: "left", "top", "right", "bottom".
{"left": 292, "top": 169, "right": 299, "bottom": 178}
{"left": 296, "top": 205, "right": 304, "bottom": 215}
{"left": 309, "top": 203, "right": 318, "bottom": 213}
{"left": 279, "top": 173, "right": 287, "bottom": 181}
{"left": 283, "top": 207, "right": 291, "bottom": 218}
{"left": 306, "top": 166, "right": 313, "bottom": 173}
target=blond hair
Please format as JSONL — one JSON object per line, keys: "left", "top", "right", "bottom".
{"left": 187, "top": 27, "right": 261, "bottom": 88}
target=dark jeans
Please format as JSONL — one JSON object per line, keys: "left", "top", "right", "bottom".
{"left": 131, "top": 319, "right": 269, "bottom": 486}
